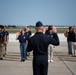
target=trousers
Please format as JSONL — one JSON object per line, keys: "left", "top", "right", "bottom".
{"left": 33, "top": 55, "right": 48, "bottom": 75}
{"left": 20, "top": 43, "right": 26, "bottom": 60}
{"left": 48, "top": 44, "right": 53, "bottom": 60}
{"left": 72, "top": 42, "right": 76, "bottom": 56}
{"left": 67, "top": 41, "right": 72, "bottom": 54}
{"left": 0, "top": 44, "right": 5, "bottom": 58}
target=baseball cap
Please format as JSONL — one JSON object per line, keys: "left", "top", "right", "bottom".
{"left": 36, "top": 21, "right": 43, "bottom": 27}
{"left": 0, "top": 25, "right": 4, "bottom": 29}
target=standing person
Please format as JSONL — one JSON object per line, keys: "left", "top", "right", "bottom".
{"left": 0, "top": 25, "right": 6, "bottom": 60}
{"left": 27, "top": 21, "right": 60, "bottom": 75}
{"left": 64, "top": 26, "right": 73, "bottom": 55}
{"left": 17, "top": 29, "right": 28, "bottom": 62}
{"left": 45, "top": 25, "right": 56, "bottom": 62}
{"left": 3, "top": 26, "right": 9, "bottom": 56}
{"left": 24, "top": 26, "right": 32, "bottom": 56}
{"left": 0, "top": 25, "right": 4, "bottom": 60}
{"left": 71, "top": 27, "right": 76, "bottom": 56}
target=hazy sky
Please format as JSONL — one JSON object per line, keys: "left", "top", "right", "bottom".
{"left": 0, "top": 0, "right": 76, "bottom": 26}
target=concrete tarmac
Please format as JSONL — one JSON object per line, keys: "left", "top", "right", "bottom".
{"left": 0, "top": 42, "right": 76, "bottom": 75}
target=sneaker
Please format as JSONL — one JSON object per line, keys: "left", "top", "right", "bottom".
{"left": 21, "top": 59, "right": 25, "bottom": 62}
{"left": 48, "top": 60, "right": 50, "bottom": 62}
{"left": 0, "top": 58, "right": 3, "bottom": 60}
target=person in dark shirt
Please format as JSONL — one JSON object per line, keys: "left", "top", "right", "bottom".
{"left": 45, "top": 25, "right": 57, "bottom": 62}
{"left": 24, "top": 26, "right": 32, "bottom": 56}
{"left": 3, "top": 27, "right": 9, "bottom": 56}
{"left": 24, "top": 26, "right": 32, "bottom": 39}
{"left": 71, "top": 27, "right": 76, "bottom": 42}
{"left": 67, "top": 26, "right": 73, "bottom": 55}
{"left": 17, "top": 29, "right": 28, "bottom": 62}
{"left": 0, "top": 25, "right": 6, "bottom": 60}
{"left": 27, "top": 21, "right": 60, "bottom": 75}
{"left": 0, "top": 26, "right": 4, "bottom": 60}
{"left": 3, "top": 27, "right": 9, "bottom": 41}
{"left": 71, "top": 27, "right": 76, "bottom": 56}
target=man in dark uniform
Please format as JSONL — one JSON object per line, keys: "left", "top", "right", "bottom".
{"left": 27, "top": 21, "right": 60, "bottom": 75}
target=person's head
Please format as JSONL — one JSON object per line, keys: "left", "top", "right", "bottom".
{"left": 3, "top": 27, "right": 6, "bottom": 31}
{"left": 48, "top": 25, "right": 57, "bottom": 33}
{"left": 20, "top": 29, "right": 25, "bottom": 35}
{"left": 69, "top": 26, "right": 72, "bottom": 32}
{"left": 24, "top": 26, "right": 29, "bottom": 33}
{"left": 35, "top": 21, "right": 45, "bottom": 32}
{"left": 0, "top": 25, "right": 4, "bottom": 32}
{"left": 48, "top": 25, "right": 53, "bottom": 30}
{"left": 72, "top": 26, "right": 76, "bottom": 34}
{"left": 48, "top": 25, "right": 53, "bottom": 33}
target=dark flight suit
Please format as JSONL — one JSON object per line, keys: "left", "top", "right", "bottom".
{"left": 27, "top": 32, "right": 60, "bottom": 75}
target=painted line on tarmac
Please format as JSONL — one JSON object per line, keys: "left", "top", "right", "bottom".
{"left": 55, "top": 51, "right": 75, "bottom": 75}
